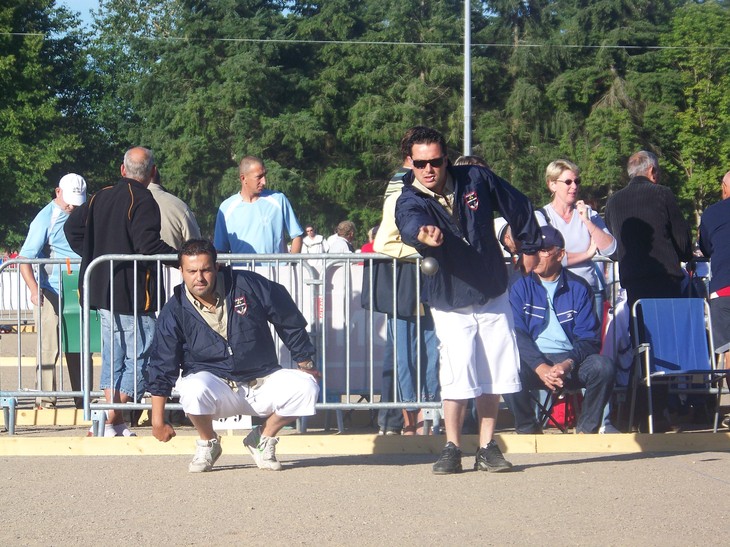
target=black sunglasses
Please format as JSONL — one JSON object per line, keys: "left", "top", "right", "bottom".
{"left": 556, "top": 177, "right": 581, "bottom": 186}
{"left": 412, "top": 156, "right": 445, "bottom": 169}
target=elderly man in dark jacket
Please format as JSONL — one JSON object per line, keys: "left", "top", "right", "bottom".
{"left": 604, "top": 151, "right": 692, "bottom": 431}
{"left": 605, "top": 151, "right": 692, "bottom": 307}
{"left": 146, "top": 239, "right": 319, "bottom": 473}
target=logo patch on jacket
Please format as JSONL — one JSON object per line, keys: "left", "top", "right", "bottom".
{"left": 234, "top": 295, "right": 248, "bottom": 316}
{"left": 464, "top": 191, "right": 479, "bottom": 211}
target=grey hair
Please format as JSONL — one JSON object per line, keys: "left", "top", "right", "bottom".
{"left": 627, "top": 151, "right": 658, "bottom": 178}
{"left": 123, "top": 147, "right": 155, "bottom": 182}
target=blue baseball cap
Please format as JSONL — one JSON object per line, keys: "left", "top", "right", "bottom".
{"left": 540, "top": 225, "right": 565, "bottom": 250}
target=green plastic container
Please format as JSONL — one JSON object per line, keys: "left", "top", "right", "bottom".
{"left": 61, "top": 271, "right": 102, "bottom": 353}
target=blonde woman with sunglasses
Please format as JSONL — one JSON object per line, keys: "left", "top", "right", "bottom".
{"left": 538, "top": 160, "right": 616, "bottom": 315}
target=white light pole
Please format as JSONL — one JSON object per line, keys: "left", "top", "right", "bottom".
{"left": 463, "top": 0, "right": 472, "bottom": 155}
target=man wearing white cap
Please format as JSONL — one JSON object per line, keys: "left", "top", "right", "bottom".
{"left": 18, "top": 173, "right": 88, "bottom": 409}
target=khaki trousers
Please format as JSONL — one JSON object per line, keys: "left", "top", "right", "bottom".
{"left": 36, "top": 289, "right": 85, "bottom": 408}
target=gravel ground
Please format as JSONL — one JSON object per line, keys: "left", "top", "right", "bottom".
{"left": 2, "top": 450, "right": 729, "bottom": 545}
{"left": 4, "top": 333, "right": 730, "bottom": 545}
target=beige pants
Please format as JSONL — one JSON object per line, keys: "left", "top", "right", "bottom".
{"left": 36, "top": 289, "right": 84, "bottom": 408}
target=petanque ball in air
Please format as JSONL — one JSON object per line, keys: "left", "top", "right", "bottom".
{"left": 421, "top": 256, "right": 439, "bottom": 276}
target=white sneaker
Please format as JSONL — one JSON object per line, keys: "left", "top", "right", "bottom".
{"left": 243, "top": 426, "right": 282, "bottom": 471}
{"left": 86, "top": 424, "right": 125, "bottom": 437}
{"left": 189, "top": 438, "right": 222, "bottom": 473}
{"left": 90, "top": 423, "right": 137, "bottom": 437}
{"left": 112, "top": 423, "right": 137, "bottom": 437}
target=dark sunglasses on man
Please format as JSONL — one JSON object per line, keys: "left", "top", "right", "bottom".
{"left": 411, "top": 156, "right": 446, "bottom": 169}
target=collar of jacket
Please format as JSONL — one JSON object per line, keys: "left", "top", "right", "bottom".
{"left": 628, "top": 175, "right": 653, "bottom": 186}
{"left": 528, "top": 267, "right": 570, "bottom": 293}
{"left": 402, "top": 161, "right": 455, "bottom": 192}
{"left": 119, "top": 176, "right": 149, "bottom": 189}
{"left": 219, "top": 265, "right": 235, "bottom": 296}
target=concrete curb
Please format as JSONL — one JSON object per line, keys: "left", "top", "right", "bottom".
{"left": 1, "top": 432, "right": 729, "bottom": 457}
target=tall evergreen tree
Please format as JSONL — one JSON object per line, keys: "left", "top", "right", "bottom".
{"left": 661, "top": 0, "right": 730, "bottom": 225}
{"left": 0, "top": 1, "right": 90, "bottom": 248}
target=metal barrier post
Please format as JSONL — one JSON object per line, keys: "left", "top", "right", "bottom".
{"left": 90, "top": 409, "right": 106, "bottom": 437}
{"left": 1, "top": 397, "right": 17, "bottom": 434}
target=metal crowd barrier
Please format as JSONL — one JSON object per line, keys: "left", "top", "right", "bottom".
{"left": 0, "top": 260, "right": 34, "bottom": 328}
{"left": 1, "top": 254, "right": 443, "bottom": 435}
{"left": 1, "top": 257, "right": 106, "bottom": 434}
{"left": 3, "top": 252, "right": 670, "bottom": 436}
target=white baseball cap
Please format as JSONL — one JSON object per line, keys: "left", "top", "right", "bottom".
{"left": 58, "top": 173, "right": 87, "bottom": 206}
{"left": 493, "top": 217, "right": 511, "bottom": 258}
{"left": 494, "top": 216, "right": 509, "bottom": 243}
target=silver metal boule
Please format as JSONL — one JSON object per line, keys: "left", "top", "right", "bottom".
{"left": 421, "top": 256, "right": 439, "bottom": 276}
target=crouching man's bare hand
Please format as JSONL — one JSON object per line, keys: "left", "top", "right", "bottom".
{"left": 151, "top": 395, "right": 176, "bottom": 442}
{"left": 152, "top": 421, "right": 176, "bottom": 442}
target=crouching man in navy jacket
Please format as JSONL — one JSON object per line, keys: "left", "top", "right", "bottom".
{"left": 506, "top": 226, "right": 615, "bottom": 434}
{"left": 146, "top": 239, "right": 319, "bottom": 472}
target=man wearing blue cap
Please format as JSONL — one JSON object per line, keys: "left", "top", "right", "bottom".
{"left": 506, "top": 225, "right": 616, "bottom": 434}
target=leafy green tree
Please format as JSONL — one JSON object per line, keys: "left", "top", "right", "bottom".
{"left": 78, "top": 0, "right": 714, "bottom": 244}
{"left": 90, "top": 1, "right": 306, "bottom": 236}
{"left": 0, "top": 1, "right": 90, "bottom": 248}
{"left": 475, "top": 0, "right": 682, "bottom": 212}
{"left": 661, "top": 0, "right": 730, "bottom": 225}
{"left": 291, "top": 0, "right": 470, "bottom": 239}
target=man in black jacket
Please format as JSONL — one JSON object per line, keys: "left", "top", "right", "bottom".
{"left": 65, "top": 146, "right": 176, "bottom": 436}
{"left": 147, "top": 239, "right": 319, "bottom": 473}
{"left": 604, "top": 151, "right": 692, "bottom": 431}
{"left": 605, "top": 151, "right": 692, "bottom": 307}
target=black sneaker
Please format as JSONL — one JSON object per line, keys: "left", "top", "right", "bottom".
{"left": 474, "top": 440, "right": 513, "bottom": 472}
{"left": 432, "top": 442, "right": 463, "bottom": 475}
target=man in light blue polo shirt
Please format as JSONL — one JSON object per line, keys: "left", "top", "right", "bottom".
{"left": 213, "top": 156, "right": 303, "bottom": 255}
{"left": 19, "top": 173, "right": 87, "bottom": 408}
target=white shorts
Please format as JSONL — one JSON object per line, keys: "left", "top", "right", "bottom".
{"left": 430, "top": 291, "right": 522, "bottom": 399}
{"left": 175, "top": 369, "right": 319, "bottom": 419}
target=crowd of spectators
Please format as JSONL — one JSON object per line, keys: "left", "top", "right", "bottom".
{"left": 9, "top": 126, "right": 729, "bottom": 474}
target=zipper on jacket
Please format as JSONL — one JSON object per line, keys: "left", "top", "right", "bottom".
{"left": 428, "top": 192, "right": 471, "bottom": 246}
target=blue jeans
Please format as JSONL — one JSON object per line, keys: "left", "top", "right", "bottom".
{"left": 377, "top": 326, "right": 404, "bottom": 432}
{"left": 504, "top": 352, "right": 615, "bottom": 433}
{"left": 392, "top": 311, "right": 440, "bottom": 407}
{"left": 99, "top": 309, "right": 156, "bottom": 400}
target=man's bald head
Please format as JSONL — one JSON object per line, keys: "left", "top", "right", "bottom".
{"left": 122, "top": 147, "right": 156, "bottom": 184}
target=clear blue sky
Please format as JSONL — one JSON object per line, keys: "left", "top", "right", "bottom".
{"left": 59, "top": 0, "right": 98, "bottom": 29}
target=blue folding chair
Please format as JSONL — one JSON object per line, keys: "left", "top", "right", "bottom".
{"left": 629, "top": 298, "right": 724, "bottom": 433}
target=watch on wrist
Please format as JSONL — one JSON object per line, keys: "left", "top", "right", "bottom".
{"left": 298, "top": 360, "right": 316, "bottom": 370}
